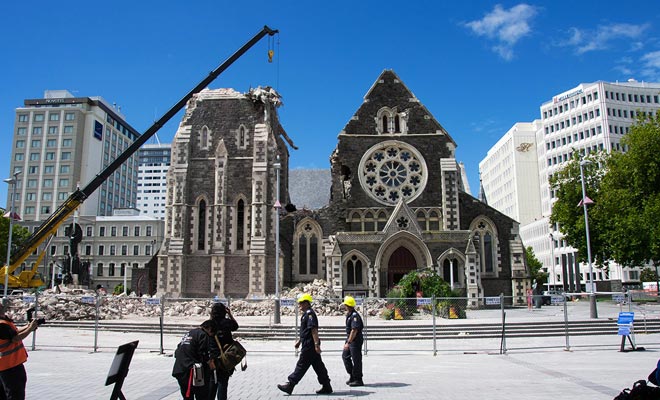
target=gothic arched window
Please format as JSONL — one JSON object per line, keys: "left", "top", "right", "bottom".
{"left": 347, "top": 255, "right": 363, "bottom": 285}
{"left": 295, "top": 220, "right": 322, "bottom": 278}
{"left": 236, "top": 199, "right": 245, "bottom": 251}
{"left": 198, "top": 200, "right": 206, "bottom": 250}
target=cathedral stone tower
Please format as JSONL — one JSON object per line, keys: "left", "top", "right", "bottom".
{"left": 157, "top": 87, "right": 290, "bottom": 298}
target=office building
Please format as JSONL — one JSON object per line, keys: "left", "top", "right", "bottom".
{"left": 137, "top": 143, "right": 171, "bottom": 219}
{"left": 8, "top": 90, "right": 140, "bottom": 220}
{"left": 479, "top": 122, "right": 542, "bottom": 226}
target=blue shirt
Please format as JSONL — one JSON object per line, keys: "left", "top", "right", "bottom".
{"left": 345, "top": 310, "right": 364, "bottom": 342}
{"left": 300, "top": 308, "right": 319, "bottom": 350}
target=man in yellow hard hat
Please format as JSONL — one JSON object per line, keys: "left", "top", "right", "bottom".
{"left": 342, "top": 295, "right": 364, "bottom": 387}
{"left": 277, "top": 293, "right": 332, "bottom": 395}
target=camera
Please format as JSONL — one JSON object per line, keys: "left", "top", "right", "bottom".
{"left": 26, "top": 307, "right": 46, "bottom": 326}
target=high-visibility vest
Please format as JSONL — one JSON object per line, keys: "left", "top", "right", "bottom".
{"left": 0, "top": 319, "right": 28, "bottom": 371}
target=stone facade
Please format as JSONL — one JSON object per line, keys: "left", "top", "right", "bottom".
{"left": 158, "top": 72, "right": 530, "bottom": 306}
{"left": 158, "top": 88, "right": 289, "bottom": 298}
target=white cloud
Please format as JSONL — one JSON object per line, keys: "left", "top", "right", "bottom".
{"left": 640, "top": 51, "right": 660, "bottom": 80}
{"left": 465, "top": 3, "right": 538, "bottom": 61}
{"left": 559, "top": 23, "right": 649, "bottom": 55}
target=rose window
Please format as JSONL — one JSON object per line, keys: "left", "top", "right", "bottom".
{"left": 358, "top": 141, "right": 427, "bottom": 205}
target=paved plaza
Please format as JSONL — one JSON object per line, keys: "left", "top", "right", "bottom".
{"left": 20, "top": 301, "right": 660, "bottom": 399}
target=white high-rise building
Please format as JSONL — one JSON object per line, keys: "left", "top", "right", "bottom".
{"left": 137, "top": 143, "right": 171, "bottom": 220}
{"left": 7, "top": 90, "right": 140, "bottom": 219}
{"left": 482, "top": 80, "right": 660, "bottom": 291}
{"left": 479, "top": 122, "right": 542, "bottom": 226}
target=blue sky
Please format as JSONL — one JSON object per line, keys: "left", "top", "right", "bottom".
{"left": 2, "top": 1, "right": 660, "bottom": 209}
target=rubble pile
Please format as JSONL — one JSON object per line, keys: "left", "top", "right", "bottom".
{"left": 4, "top": 280, "right": 388, "bottom": 321}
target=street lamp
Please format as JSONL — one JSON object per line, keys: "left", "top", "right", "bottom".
{"left": 3, "top": 170, "right": 21, "bottom": 300}
{"left": 273, "top": 156, "right": 281, "bottom": 324}
{"left": 579, "top": 159, "right": 598, "bottom": 319}
{"left": 549, "top": 232, "right": 556, "bottom": 291}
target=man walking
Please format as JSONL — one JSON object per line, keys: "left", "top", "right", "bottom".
{"left": 172, "top": 320, "right": 216, "bottom": 400}
{"left": 342, "top": 296, "right": 364, "bottom": 387}
{"left": 277, "top": 293, "right": 332, "bottom": 395}
{"left": 0, "top": 300, "right": 39, "bottom": 400}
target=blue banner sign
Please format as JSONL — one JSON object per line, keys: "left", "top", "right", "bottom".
{"left": 144, "top": 298, "right": 160, "bottom": 305}
{"left": 280, "top": 298, "right": 295, "bottom": 307}
{"left": 485, "top": 297, "right": 500, "bottom": 305}
{"left": 617, "top": 312, "right": 634, "bottom": 325}
{"left": 416, "top": 297, "right": 431, "bottom": 306}
{"left": 22, "top": 296, "right": 35, "bottom": 303}
{"left": 81, "top": 296, "right": 95, "bottom": 304}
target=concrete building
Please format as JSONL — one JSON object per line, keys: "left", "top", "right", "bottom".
{"left": 137, "top": 143, "right": 171, "bottom": 220}
{"left": 158, "top": 73, "right": 530, "bottom": 307}
{"left": 483, "top": 80, "right": 660, "bottom": 291}
{"left": 7, "top": 90, "right": 140, "bottom": 220}
{"left": 479, "top": 122, "right": 542, "bottom": 226}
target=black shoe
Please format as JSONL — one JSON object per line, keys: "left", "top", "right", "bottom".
{"left": 277, "top": 382, "right": 295, "bottom": 395}
{"left": 346, "top": 379, "right": 352, "bottom": 385}
{"left": 316, "top": 385, "right": 333, "bottom": 394}
{"left": 348, "top": 380, "right": 364, "bottom": 387}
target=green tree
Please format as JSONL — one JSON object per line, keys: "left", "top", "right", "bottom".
{"left": 525, "top": 246, "right": 547, "bottom": 290}
{"left": 549, "top": 151, "right": 612, "bottom": 268}
{"left": 0, "top": 208, "right": 31, "bottom": 265}
{"left": 598, "top": 114, "right": 660, "bottom": 270}
{"left": 640, "top": 267, "right": 658, "bottom": 283}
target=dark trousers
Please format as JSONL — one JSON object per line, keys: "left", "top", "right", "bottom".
{"left": 287, "top": 348, "right": 331, "bottom": 386}
{"left": 0, "top": 364, "right": 27, "bottom": 400}
{"left": 208, "top": 370, "right": 230, "bottom": 400}
{"left": 175, "top": 370, "right": 209, "bottom": 400}
{"left": 342, "top": 341, "right": 363, "bottom": 381}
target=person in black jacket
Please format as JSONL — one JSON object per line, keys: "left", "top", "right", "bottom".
{"left": 341, "top": 296, "right": 364, "bottom": 386}
{"left": 208, "top": 302, "right": 239, "bottom": 400}
{"left": 277, "top": 293, "right": 332, "bottom": 395}
{"left": 172, "top": 320, "right": 216, "bottom": 400}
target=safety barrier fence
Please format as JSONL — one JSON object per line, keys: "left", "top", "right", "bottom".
{"left": 3, "top": 291, "right": 660, "bottom": 355}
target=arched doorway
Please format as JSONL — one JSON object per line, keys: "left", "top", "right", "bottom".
{"left": 387, "top": 247, "right": 417, "bottom": 289}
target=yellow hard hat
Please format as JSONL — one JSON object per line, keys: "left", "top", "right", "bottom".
{"left": 343, "top": 296, "right": 356, "bottom": 308}
{"left": 297, "top": 293, "right": 313, "bottom": 304}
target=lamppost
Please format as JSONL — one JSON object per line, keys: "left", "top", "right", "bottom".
{"left": 273, "top": 156, "right": 281, "bottom": 324}
{"left": 3, "top": 170, "right": 21, "bottom": 300}
{"left": 579, "top": 159, "right": 598, "bottom": 319}
{"left": 549, "top": 232, "right": 556, "bottom": 290}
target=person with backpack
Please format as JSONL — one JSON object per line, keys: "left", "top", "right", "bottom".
{"left": 172, "top": 320, "right": 216, "bottom": 400}
{"left": 277, "top": 293, "right": 332, "bottom": 395}
{"left": 208, "top": 302, "right": 239, "bottom": 400}
{"left": 342, "top": 296, "right": 364, "bottom": 387}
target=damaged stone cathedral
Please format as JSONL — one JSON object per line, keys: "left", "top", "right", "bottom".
{"left": 157, "top": 70, "right": 530, "bottom": 307}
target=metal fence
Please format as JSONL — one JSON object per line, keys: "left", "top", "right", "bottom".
{"left": 3, "top": 291, "right": 660, "bottom": 355}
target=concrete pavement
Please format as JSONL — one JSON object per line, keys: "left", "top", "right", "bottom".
{"left": 19, "top": 300, "right": 660, "bottom": 399}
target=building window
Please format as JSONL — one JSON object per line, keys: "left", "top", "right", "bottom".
{"left": 98, "top": 245, "right": 104, "bottom": 255}
{"left": 18, "top": 114, "right": 28, "bottom": 122}
{"left": 108, "top": 263, "right": 115, "bottom": 276}
{"left": 17, "top": 127, "right": 26, "bottom": 136}
{"left": 134, "top": 226, "right": 140, "bottom": 236}
{"left": 60, "top": 165, "right": 70, "bottom": 174}
{"left": 61, "top": 152, "right": 71, "bottom": 160}
{"left": 62, "top": 139, "right": 72, "bottom": 147}
{"left": 85, "top": 245, "right": 91, "bottom": 256}
{"left": 346, "top": 255, "right": 363, "bottom": 285}
{"left": 111, "top": 226, "right": 117, "bottom": 236}
{"left": 86, "top": 226, "right": 93, "bottom": 237}
{"left": 110, "top": 245, "right": 116, "bottom": 255}
{"left": 236, "top": 199, "right": 245, "bottom": 251}
{"left": 99, "top": 226, "right": 105, "bottom": 237}
{"left": 34, "top": 114, "right": 44, "bottom": 122}
{"left": 33, "top": 127, "right": 42, "bottom": 135}
{"left": 122, "top": 226, "right": 128, "bottom": 236}
{"left": 49, "top": 113, "right": 60, "bottom": 121}
{"left": 64, "top": 126, "right": 74, "bottom": 134}
{"left": 133, "top": 245, "right": 139, "bottom": 256}
{"left": 146, "top": 226, "right": 152, "bottom": 236}
{"left": 198, "top": 200, "right": 206, "bottom": 251}
{"left": 120, "top": 263, "right": 126, "bottom": 277}
{"left": 97, "top": 263, "right": 103, "bottom": 276}
{"left": 295, "top": 220, "right": 321, "bottom": 276}
{"left": 65, "top": 112, "right": 75, "bottom": 121}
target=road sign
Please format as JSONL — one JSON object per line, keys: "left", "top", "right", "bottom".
{"left": 612, "top": 294, "right": 625, "bottom": 303}
{"left": 617, "top": 312, "right": 634, "bottom": 325}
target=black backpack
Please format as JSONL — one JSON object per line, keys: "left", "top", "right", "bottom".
{"left": 614, "top": 380, "right": 660, "bottom": 400}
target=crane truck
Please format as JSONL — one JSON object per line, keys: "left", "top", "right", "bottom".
{"left": 0, "top": 26, "right": 279, "bottom": 291}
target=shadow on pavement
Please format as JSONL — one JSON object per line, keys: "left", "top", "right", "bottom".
{"left": 363, "top": 382, "right": 410, "bottom": 388}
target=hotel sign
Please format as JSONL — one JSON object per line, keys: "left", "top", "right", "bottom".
{"left": 554, "top": 88, "right": 583, "bottom": 103}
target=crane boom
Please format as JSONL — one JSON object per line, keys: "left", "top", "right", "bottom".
{"left": 3, "top": 25, "right": 278, "bottom": 280}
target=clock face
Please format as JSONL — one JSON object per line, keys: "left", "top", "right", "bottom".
{"left": 358, "top": 140, "right": 427, "bottom": 205}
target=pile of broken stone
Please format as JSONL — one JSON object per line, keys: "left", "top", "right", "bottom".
{"left": 4, "top": 279, "right": 387, "bottom": 322}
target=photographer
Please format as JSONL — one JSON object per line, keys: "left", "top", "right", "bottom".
{"left": 0, "top": 301, "right": 39, "bottom": 400}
